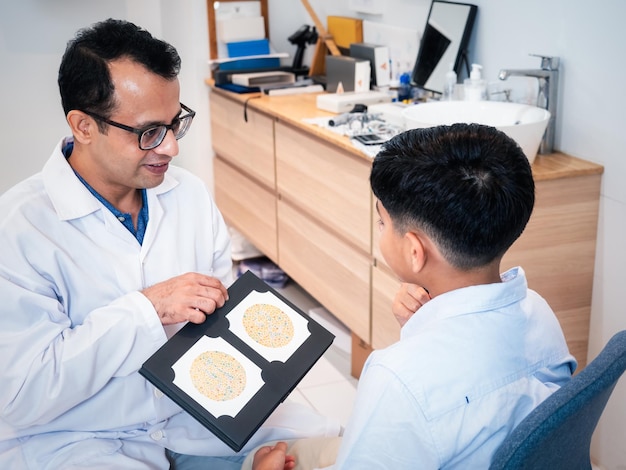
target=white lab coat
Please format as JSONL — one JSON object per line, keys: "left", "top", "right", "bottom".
{"left": 0, "top": 138, "right": 339, "bottom": 469}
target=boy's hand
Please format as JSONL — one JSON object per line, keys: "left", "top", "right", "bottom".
{"left": 252, "top": 441, "right": 295, "bottom": 470}
{"left": 393, "top": 283, "right": 431, "bottom": 327}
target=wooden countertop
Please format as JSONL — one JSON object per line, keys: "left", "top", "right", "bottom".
{"left": 208, "top": 84, "right": 604, "bottom": 181}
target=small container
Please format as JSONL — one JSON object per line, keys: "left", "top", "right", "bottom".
{"left": 464, "top": 63, "right": 487, "bottom": 101}
{"left": 397, "top": 72, "right": 412, "bottom": 102}
{"left": 442, "top": 63, "right": 457, "bottom": 101}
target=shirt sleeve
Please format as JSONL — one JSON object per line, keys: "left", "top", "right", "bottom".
{"left": 0, "top": 270, "right": 166, "bottom": 428}
{"left": 334, "top": 361, "right": 441, "bottom": 470}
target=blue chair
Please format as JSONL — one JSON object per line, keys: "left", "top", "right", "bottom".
{"left": 489, "top": 330, "right": 626, "bottom": 470}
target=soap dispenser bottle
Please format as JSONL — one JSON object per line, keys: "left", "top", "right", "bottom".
{"left": 464, "top": 63, "right": 487, "bottom": 101}
{"left": 442, "top": 63, "right": 457, "bottom": 101}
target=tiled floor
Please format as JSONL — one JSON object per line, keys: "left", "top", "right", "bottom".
{"left": 276, "top": 281, "right": 358, "bottom": 428}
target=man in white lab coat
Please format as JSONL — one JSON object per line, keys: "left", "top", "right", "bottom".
{"left": 0, "top": 18, "right": 337, "bottom": 469}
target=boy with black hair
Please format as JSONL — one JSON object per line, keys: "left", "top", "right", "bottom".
{"left": 248, "top": 123, "right": 576, "bottom": 469}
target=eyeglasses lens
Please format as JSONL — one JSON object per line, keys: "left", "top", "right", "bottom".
{"left": 138, "top": 115, "right": 194, "bottom": 150}
{"left": 140, "top": 127, "right": 168, "bottom": 150}
{"left": 175, "top": 115, "right": 193, "bottom": 139}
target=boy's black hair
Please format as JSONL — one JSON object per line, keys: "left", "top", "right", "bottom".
{"left": 370, "top": 123, "right": 535, "bottom": 270}
{"left": 58, "top": 18, "right": 181, "bottom": 123}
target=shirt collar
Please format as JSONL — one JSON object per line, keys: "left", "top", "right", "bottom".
{"left": 63, "top": 141, "right": 150, "bottom": 244}
{"left": 401, "top": 266, "right": 528, "bottom": 339}
{"left": 43, "top": 137, "right": 179, "bottom": 222}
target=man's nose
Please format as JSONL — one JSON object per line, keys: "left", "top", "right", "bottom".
{"left": 155, "top": 128, "right": 179, "bottom": 156}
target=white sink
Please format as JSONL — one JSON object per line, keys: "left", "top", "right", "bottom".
{"left": 402, "top": 101, "right": 550, "bottom": 163}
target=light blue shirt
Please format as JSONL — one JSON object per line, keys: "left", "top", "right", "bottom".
{"left": 334, "top": 267, "right": 576, "bottom": 469}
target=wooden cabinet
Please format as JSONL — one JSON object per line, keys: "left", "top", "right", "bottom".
{"left": 502, "top": 173, "right": 602, "bottom": 368}
{"left": 210, "top": 90, "right": 373, "bottom": 338}
{"left": 214, "top": 158, "right": 278, "bottom": 261}
{"left": 208, "top": 86, "right": 603, "bottom": 375}
{"left": 275, "top": 121, "right": 372, "bottom": 338}
{"left": 275, "top": 121, "right": 372, "bottom": 253}
{"left": 371, "top": 263, "right": 402, "bottom": 349}
{"left": 278, "top": 200, "right": 371, "bottom": 340}
{"left": 210, "top": 91, "right": 275, "bottom": 189}
{"left": 210, "top": 91, "right": 278, "bottom": 262}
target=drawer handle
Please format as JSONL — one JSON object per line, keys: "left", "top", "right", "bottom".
{"left": 243, "top": 96, "right": 262, "bottom": 122}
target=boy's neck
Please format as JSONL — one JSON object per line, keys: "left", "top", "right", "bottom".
{"left": 422, "top": 262, "right": 502, "bottom": 299}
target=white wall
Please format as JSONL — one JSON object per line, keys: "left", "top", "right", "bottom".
{"left": 1, "top": 0, "right": 626, "bottom": 467}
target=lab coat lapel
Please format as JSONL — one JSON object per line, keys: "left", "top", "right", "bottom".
{"left": 43, "top": 140, "right": 101, "bottom": 222}
{"left": 140, "top": 172, "right": 178, "bottom": 259}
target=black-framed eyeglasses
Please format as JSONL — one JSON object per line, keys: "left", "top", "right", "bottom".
{"left": 81, "top": 103, "right": 196, "bottom": 150}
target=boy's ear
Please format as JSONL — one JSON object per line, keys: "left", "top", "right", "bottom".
{"left": 66, "top": 111, "right": 94, "bottom": 144}
{"left": 405, "top": 231, "right": 427, "bottom": 273}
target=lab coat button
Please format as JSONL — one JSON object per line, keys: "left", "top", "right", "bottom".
{"left": 150, "top": 430, "right": 164, "bottom": 440}
{"left": 154, "top": 388, "right": 164, "bottom": 399}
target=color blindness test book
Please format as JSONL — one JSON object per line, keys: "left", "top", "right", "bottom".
{"left": 139, "top": 270, "right": 335, "bottom": 451}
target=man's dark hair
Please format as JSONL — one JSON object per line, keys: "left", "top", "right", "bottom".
{"left": 370, "top": 123, "right": 535, "bottom": 270}
{"left": 58, "top": 18, "right": 181, "bottom": 122}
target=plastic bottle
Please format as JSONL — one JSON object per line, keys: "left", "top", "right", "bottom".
{"left": 398, "top": 72, "right": 412, "bottom": 102}
{"left": 464, "top": 63, "right": 487, "bottom": 101}
{"left": 442, "top": 63, "right": 457, "bottom": 101}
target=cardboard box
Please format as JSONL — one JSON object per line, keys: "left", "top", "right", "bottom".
{"left": 325, "top": 55, "right": 370, "bottom": 93}
{"left": 350, "top": 42, "right": 390, "bottom": 87}
{"left": 217, "top": 16, "right": 265, "bottom": 42}
{"left": 328, "top": 16, "right": 363, "bottom": 54}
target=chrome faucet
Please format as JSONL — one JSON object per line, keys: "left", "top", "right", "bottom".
{"left": 499, "top": 54, "right": 559, "bottom": 155}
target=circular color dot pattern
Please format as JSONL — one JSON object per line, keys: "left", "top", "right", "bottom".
{"left": 243, "top": 303, "right": 295, "bottom": 348}
{"left": 190, "top": 350, "right": 246, "bottom": 401}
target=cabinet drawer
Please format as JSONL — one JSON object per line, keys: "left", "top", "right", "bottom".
{"left": 214, "top": 157, "right": 277, "bottom": 262}
{"left": 502, "top": 174, "right": 601, "bottom": 368}
{"left": 275, "top": 121, "right": 371, "bottom": 254}
{"left": 371, "top": 193, "right": 384, "bottom": 260}
{"left": 372, "top": 264, "right": 402, "bottom": 349}
{"left": 210, "top": 91, "right": 275, "bottom": 189}
{"left": 278, "top": 200, "right": 371, "bottom": 340}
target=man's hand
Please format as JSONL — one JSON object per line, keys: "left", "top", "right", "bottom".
{"left": 141, "top": 272, "right": 229, "bottom": 325}
{"left": 392, "top": 283, "right": 431, "bottom": 327}
{"left": 252, "top": 441, "right": 295, "bottom": 470}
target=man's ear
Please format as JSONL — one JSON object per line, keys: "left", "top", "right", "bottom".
{"left": 66, "top": 111, "right": 94, "bottom": 144}
{"left": 405, "top": 231, "right": 427, "bottom": 274}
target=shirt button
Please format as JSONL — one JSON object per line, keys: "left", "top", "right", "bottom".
{"left": 118, "top": 216, "right": 126, "bottom": 222}
{"left": 154, "top": 388, "right": 164, "bottom": 399}
{"left": 150, "top": 430, "right": 164, "bottom": 441}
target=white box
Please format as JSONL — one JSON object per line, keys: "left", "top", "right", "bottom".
{"left": 217, "top": 16, "right": 265, "bottom": 42}
{"left": 350, "top": 43, "right": 391, "bottom": 87}
{"left": 231, "top": 71, "right": 295, "bottom": 87}
{"left": 316, "top": 91, "right": 393, "bottom": 113}
{"left": 326, "top": 56, "right": 371, "bottom": 93}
